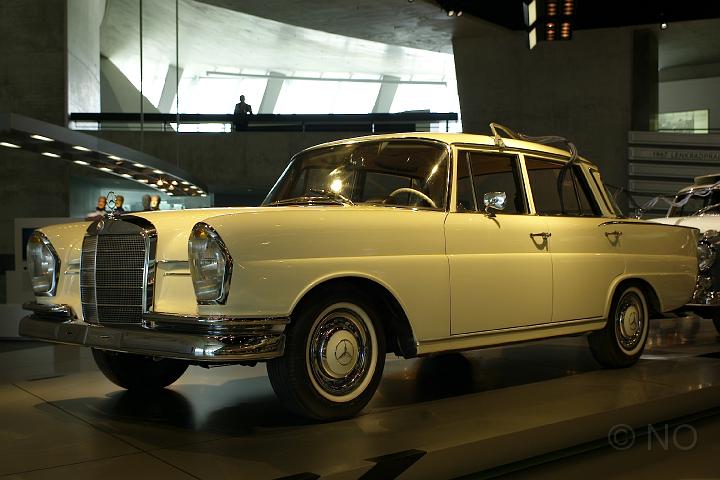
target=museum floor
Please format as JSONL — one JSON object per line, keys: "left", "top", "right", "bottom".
{"left": 1, "top": 316, "right": 719, "bottom": 480}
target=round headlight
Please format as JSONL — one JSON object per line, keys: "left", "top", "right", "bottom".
{"left": 27, "top": 231, "right": 60, "bottom": 296}
{"left": 188, "top": 223, "right": 233, "bottom": 304}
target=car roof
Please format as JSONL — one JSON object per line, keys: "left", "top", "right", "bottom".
{"left": 300, "top": 132, "right": 596, "bottom": 167}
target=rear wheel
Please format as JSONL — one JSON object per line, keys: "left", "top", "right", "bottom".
{"left": 588, "top": 286, "right": 649, "bottom": 368}
{"left": 267, "top": 285, "right": 386, "bottom": 421}
{"left": 91, "top": 349, "right": 188, "bottom": 390}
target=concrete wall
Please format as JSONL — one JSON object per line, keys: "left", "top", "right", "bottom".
{"left": 0, "top": 0, "right": 67, "bottom": 124}
{"left": 67, "top": 0, "right": 105, "bottom": 113}
{"left": 659, "top": 76, "right": 720, "bottom": 130}
{"left": 92, "top": 131, "right": 365, "bottom": 203}
{"left": 453, "top": 25, "right": 638, "bottom": 190}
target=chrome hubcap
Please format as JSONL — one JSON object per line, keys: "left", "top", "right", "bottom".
{"left": 308, "top": 306, "right": 371, "bottom": 398}
{"left": 615, "top": 292, "right": 645, "bottom": 351}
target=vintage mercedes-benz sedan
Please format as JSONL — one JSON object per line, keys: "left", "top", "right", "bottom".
{"left": 650, "top": 173, "right": 720, "bottom": 333}
{"left": 21, "top": 128, "right": 699, "bottom": 420}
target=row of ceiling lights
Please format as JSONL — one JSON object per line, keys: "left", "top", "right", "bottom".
{"left": 524, "top": 0, "right": 575, "bottom": 49}
{"left": 0, "top": 135, "right": 206, "bottom": 197}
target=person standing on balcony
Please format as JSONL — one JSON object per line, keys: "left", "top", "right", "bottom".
{"left": 233, "top": 95, "right": 253, "bottom": 131}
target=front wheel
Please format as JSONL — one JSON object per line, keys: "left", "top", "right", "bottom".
{"left": 92, "top": 349, "right": 188, "bottom": 390}
{"left": 267, "top": 286, "right": 386, "bottom": 421}
{"left": 588, "top": 286, "right": 649, "bottom": 368}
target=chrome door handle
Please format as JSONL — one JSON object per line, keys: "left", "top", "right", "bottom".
{"left": 530, "top": 232, "right": 551, "bottom": 239}
{"left": 605, "top": 230, "right": 623, "bottom": 237}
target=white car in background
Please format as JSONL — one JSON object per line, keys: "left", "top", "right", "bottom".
{"left": 651, "top": 173, "right": 720, "bottom": 333}
{"left": 21, "top": 127, "right": 699, "bottom": 420}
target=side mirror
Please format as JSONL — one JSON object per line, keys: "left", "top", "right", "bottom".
{"left": 483, "top": 191, "right": 507, "bottom": 217}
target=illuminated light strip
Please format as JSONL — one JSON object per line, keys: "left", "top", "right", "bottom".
{"left": 0, "top": 142, "right": 20, "bottom": 148}
{"left": 31, "top": 134, "right": 53, "bottom": 142}
{"left": 73, "top": 160, "right": 90, "bottom": 166}
{"left": 73, "top": 145, "right": 91, "bottom": 152}
{"left": 41, "top": 152, "right": 60, "bottom": 158}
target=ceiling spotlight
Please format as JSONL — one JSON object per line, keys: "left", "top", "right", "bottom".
{"left": 156, "top": 180, "right": 163, "bottom": 186}
{"left": 153, "top": 169, "right": 164, "bottom": 174}
{"left": 168, "top": 185, "right": 175, "bottom": 191}
{"left": 0, "top": 142, "right": 20, "bottom": 148}
{"left": 133, "top": 163, "right": 145, "bottom": 168}
{"left": 447, "top": 9, "right": 455, "bottom": 16}
{"left": 171, "top": 180, "right": 178, "bottom": 185}
{"left": 167, "top": 192, "right": 174, "bottom": 196}
{"left": 73, "top": 160, "right": 90, "bottom": 166}
{"left": 121, "top": 173, "right": 133, "bottom": 178}
{"left": 190, "top": 185, "right": 198, "bottom": 190}
{"left": 457, "top": 10, "right": 463, "bottom": 16}
{"left": 660, "top": 22, "right": 668, "bottom": 30}
{"left": 41, "top": 152, "right": 60, "bottom": 158}
{"left": 31, "top": 134, "right": 53, "bottom": 142}
{"left": 138, "top": 178, "right": 149, "bottom": 183}
{"left": 160, "top": 188, "right": 167, "bottom": 192}
{"left": 201, "top": 194, "right": 207, "bottom": 197}
{"left": 99, "top": 167, "right": 113, "bottom": 172}
{"left": 181, "top": 181, "right": 190, "bottom": 185}
{"left": 73, "top": 145, "right": 91, "bottom": 152}
{"left": 108, "top": 155, "right": 124, "bottom": 161}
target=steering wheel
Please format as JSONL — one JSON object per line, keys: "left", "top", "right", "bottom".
{"left": 387, "top": 188, "right": 438, "bottom": 209}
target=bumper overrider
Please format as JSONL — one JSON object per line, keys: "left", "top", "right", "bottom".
{"left": 20, "top": 302, "right": 287, "bottom": 362}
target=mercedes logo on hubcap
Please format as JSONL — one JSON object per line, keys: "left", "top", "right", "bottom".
{"left": 334, "top": 338, "right": 355, "bottom": 366}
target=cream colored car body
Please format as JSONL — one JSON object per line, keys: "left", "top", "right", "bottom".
{"left": 31, "top": 132, "right": 698, "bottom": 357}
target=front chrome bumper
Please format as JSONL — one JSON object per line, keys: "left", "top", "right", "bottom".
{"left": 20, "top": 303, "right": 286, "bottom": 362}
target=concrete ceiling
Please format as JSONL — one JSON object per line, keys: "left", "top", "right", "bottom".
{"left": 101, "top": 0, "right": 457, "bottom": 83}
{"left": 101, "top": 0, "right": 720, "bottom": 90}
{"left": 196, "top": 0, "right": 456, "bottom": 54}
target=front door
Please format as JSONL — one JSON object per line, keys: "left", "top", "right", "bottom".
{"left": 447, "top": 150, "right": 553, "bottom": 334}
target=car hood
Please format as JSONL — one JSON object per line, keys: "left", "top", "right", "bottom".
{"left": 126, "top": 204, "right": 421, "bottom": 261}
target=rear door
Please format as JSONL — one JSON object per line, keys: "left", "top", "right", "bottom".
{"left": 524, "top": 156, "right": 625, "bottom": 322}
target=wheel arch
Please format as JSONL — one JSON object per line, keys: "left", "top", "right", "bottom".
{"left": 290, "top": 276, "right": 418, "bottom": 358}
{"left": 605, "top": 277, "right": 662, "bottom": 319}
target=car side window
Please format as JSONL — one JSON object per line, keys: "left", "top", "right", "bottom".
{"left": 525, "top": 157, "right": 600, "bottom": 216}
{"left": 455, "top": 150, "right": 526, "bottom": 214}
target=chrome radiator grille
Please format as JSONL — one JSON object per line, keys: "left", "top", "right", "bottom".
{"left": 80, "top": 219, "right": 156, "bottom": 324}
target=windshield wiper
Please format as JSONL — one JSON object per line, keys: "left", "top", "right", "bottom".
{"left": 266, "top": 194, "right": 349, "bottom": 206}
{"left": 308, "top": 188, "right": 355, "bottom": 205}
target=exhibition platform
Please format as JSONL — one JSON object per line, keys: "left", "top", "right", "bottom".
{"left": 1, "top": 315, "right": 719, "bottom": 479}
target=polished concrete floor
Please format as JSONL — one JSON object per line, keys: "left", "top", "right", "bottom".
{"left": 1, "top": 316, "right": 719, "bottom": 479}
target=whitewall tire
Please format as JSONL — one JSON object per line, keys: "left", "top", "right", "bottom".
{"left": 588, "top": 286, "right": 649, "bottom": 368}
{"left": 267, "top": 285, "right": 386, "bottom": 421}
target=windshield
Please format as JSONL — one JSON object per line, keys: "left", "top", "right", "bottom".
{"left": 262, "top": 140, "right": 449, "bottom": 210}
{"left": 668, "top": 189, "right": 720, "bottom": 216}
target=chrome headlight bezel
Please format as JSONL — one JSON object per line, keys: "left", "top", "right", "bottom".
{"left": 188, "top": 222, "right": 233, "bottom": 305}
{"left": 27, "top": 231, "right": 60, "bottom": 296}
{"left": 698, "top": 229, "right": 720, "bottom": 273}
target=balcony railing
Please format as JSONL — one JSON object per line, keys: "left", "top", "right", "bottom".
{"left": 69, "top": 112, "right": 459, "bottom": 133}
